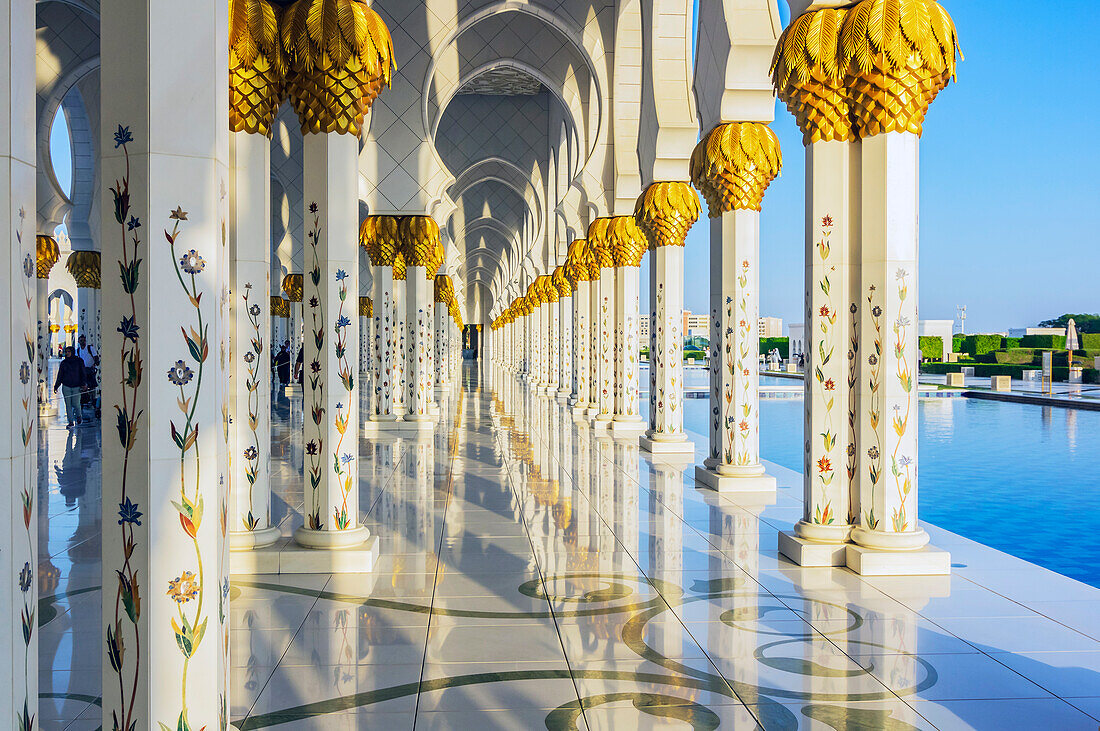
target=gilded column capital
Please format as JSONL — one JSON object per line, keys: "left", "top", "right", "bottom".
{"left": 397, "top": 216, "right": 441, "bottom": 273}
{"left": 607, "top": 215, "right": 648, "bottom": 268}
{"left": 229, "top": 0, "right": 286, "bottom": 136}
{"left": 392, "top": 252, "right": 407, "bottom": 281}
{"left": 282, "top": 273, "right": 303, "bottom": 302}
{"left": 634, "top": 182, "right": 700, "bottom": 249}
{"left": 434, "top": 274, "right": 454, "bottom": 304}
{"left": 771, "top": 6, "right": 854, "bottom": 144}
{"left": 537, "top": 274, "right": 558, "bottom": 303}
{"left": 429, "top": 242, "right": 446, "bottom": 280}
{"left": 565, "top": 239, "right": 592, "bottom": 282}
{"left": 690, "top": 122, "right": 782, "bottom": 217}
{"left": 36, "top": 235, "right": 60, "bottom": 279}
{"left": 359, "top": 296, "right": 373, "bottom": 317}
{"left": 281, "top": 0, "right": 395, "bottom": 136}
{"left": 525, "top": 283, "right": 539, "bottom": 310}
{"left": 839, "top": 0, "right": 960, "bottom": 138}
{"left": 66, "top": 250, "right": 102, "bottom": 289}
{"left": 360, "top": 215, "right": 401, "bottom": 266}
{"left": 551, "top": 266, "right": 571, "bottom": 298}
{"left": 586, "top": 218, "right": 615, "bottom": 271}
{"left": 270, "top": 296, "right": 289, "bottom": 317}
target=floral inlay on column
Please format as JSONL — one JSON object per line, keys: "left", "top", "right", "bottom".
{"left": 15, "top": 205, "right": 36, "bottom": 731}
{"left": 240, "top": 282, "right": 264, "bottom": 530}
{"left": 332, "top": 268, "right": 354, "bottom": 529}
{"left": 865, "top": 283, "right": 883, "bottom": 530}
{"left": 812, "top": 216, "right": 838, "bottom": 524}
{"left": 305, "top": 203, "right": 325, "bottom": 530}
{"left": 890, "top": 268, "right": 913, "bottom": 532}
{"left": 164, "top": 203, "right": 210, "bottom": 731}
{"left": 105, "top": 128, "right": 143, "bottom": 731}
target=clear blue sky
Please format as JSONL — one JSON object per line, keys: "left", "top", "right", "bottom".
{"left": 641, "top": 0, "right": 1100, "bottom": 335}
{"left": 49, "top": 2, "right": 1098, "bottom": 334}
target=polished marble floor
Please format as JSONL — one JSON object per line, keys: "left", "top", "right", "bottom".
{"left": 36, "top": 364, "right": 1100, "bottom": 729}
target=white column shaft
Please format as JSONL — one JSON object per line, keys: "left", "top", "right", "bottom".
{"left": 558, "top": 294, "right": 573, "bottom": 398}
{"left": 614, "top": 265, "right": 641, "bottom": 422}
{"left": 548, "top": 302, "right": 560, "bottom": 391}
{"left": 229, "top": 131, "right": 277, "bottom": 547}
{"left": 100, "top": 0, "right": 230, "bottom": 724}
{"left": 393, "top": 278, "right": 406, "bottom": 409}
{"left": 406, "top": 269, "right": 434, "bottom": 420}
{"left": 298, "top": 132, "right": 364, "bottom": 541}
{"left": 595, "top": 268, "right": 616, "bottom": 420}
{"left": 370, "top": 265, "right": 399, "bottom": 420}
{"left": 2, "top": 0, "right": 38, "bottom": 720}
{"left": 572, "top": 283, "right": 590, "bottom": 406}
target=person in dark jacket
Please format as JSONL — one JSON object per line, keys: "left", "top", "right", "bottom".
{"left": 295, "top": 348, "right": 304, "bottom": 385}
{"left": 54, "top": 346, "right": 86, "bottom": 427}
{"left": 275, "top": 344, "right": 291, "bottom": 386}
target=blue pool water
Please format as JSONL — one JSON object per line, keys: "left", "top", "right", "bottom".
{"left": 682, "top": 397, "right": 1100, "bottom": 589}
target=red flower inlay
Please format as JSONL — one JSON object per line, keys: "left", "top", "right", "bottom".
{"left": 817, "top": 457, "right": 832, "bottom": 473}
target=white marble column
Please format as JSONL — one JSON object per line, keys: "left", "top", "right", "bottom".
{"left": 359, "top": 295, "right": 372, "bottom": 412}
{"left": 393, "top": 255, "right": 407, "bottom": 413}
{"left": 591, "top": 226, "right": 616, "bottom": 426}
{"left": 67, "top": 250, "right": 102, "bottom": 350}
{"left": 555, "top": 268, "right": 574, "bottom": 403}
{"left": 362, "top": 217, "right": 401, "bottom": 423}
{"left": 636, "top": 182, "right": 700, "bottom": 455}
{"left": 402, "top": 220, "right": 437, "bottom": 424}
{"left": 2, "top": 0, "right": 37, "bottom": 720}
{"left": 569, "top": 244, "right": 591, "bottom": 416}
{"left": 229, "top": 130, "right": 278, "bottom": 549}
{"left": 691, "top": 123, "right": 780, "bottom": 493}
{"left": 282, "top": 273, "right": 303, "bottom": 390}
{"left": 36, "top": 236, "right": 59, "bottom": 415}
{"left": 434, "top": 275, "right": 451, "bottom": 390}
{"left": 609, "top": 217, "right": 646, "bottom": 436}
{"left": 849, "top": 131, "right": 943, "bottom": 571}
{"left": 100, "top": 0, "right": 230, "bottom": 724}
{"left": 294, "top": 132, "right": 367, "bottom": 548}
{"left": 543, "top": 275, "right": 560, "bottom": 394}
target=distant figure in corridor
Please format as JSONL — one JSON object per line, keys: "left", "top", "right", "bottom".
{"left": 53, "top": 346, "right": 86, "bottom": 427}
{"left": 275, "top": 343, "right": 291, "bottom": 386}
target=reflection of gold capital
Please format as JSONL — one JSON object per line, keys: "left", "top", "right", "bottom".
{"left": 360, "top": 215, "right": 401, "bottom": 266}
{"left": 66, "top": 250, "right": 101, "bottom": 289}
{"left": 397, "top": 216, "right": 441, "bottom": 272}
{"left": 280, "top": 0, "right": 395, "bottom": 136}
{"left": 36, "top": 235, "right": 60, "bottom": 279}
{"left": 840, "top": 0, "right": 960, "bottom": 138}
{"left": 635, "top": 182, "right": 700, "bottom": 249}
{"left": 690, "top": 122, "right": 782, "bottom": 216}
{"left": 586, "top": 219, "right": 615, "bottom": 270}
{"left": 359, "top": 296, "right": 372, "bottom": 317}
{"left": 771, "top": 6, "right": 854, "bottom": 144}
{"left": 229, "top": 0, "right": 286, "bottom": 136}
{"left": 607, "top": 216, "right": 648, "bottom": 267}
{"left": 282, "top": 273, "right": 303, "bottom": 302}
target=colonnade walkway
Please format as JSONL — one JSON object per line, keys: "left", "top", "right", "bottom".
{"left": 36, "top": 365, "right": 1100, "bottom": 728}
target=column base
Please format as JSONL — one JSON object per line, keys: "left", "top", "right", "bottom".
{"left": 229, "top": 525, "right": 282, "bottom": 551}
{"left": 778, "top": 531, "right": 848, "bottom": 567}
{"left": 556, "top": 389, "right": 571, "bottom": 402}
{"left": 293, "top": 524, "right": 370, "bottom": 550}
{"left": 845, "top": 544, "right": 951, "bottom": 576}
{"left": 640, "top": 434, "right": 695, "bottom": 456}
{"left": 571, "top": 404, "right": 589, "bottom": 419}
{"left": 232, "top": 533, "right": 379, "bottom": 575}
{"left": 362, "top": 419, "right": 435, "bottom": 437}
{"left": 609, "top": 418, "right": 646, "bottom": 438}
{"left": 694, "top": 466, "right": 776, "bottom": 495}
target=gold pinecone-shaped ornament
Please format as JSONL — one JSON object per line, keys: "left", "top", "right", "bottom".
{"left": 634, "top": 182, "right": 700, "bottom": 249}
{"left": 230, "top": 0, "right": 287, "bottom": 136}
{"left": 770, "top": 6, "right": 853, "bottom": 144}
{"left": 840, "top": 0, "right": 960, "bottom": 138}
{"left": 690, "top": 122, "right": 782, "bottom": 216}
{"left": 281, "top": 0, "right": 395, "bottom": 136}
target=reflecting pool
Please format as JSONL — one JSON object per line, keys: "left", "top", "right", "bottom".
{"left": 681, "top": 397, "right": 1100, "bottom": 589}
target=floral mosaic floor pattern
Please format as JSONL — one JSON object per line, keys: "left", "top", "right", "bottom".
{"left": 35, "top": 365, "right": 1100, "bottom": 729}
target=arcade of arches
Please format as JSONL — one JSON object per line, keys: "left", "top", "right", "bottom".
{"left": 2, "top": 0, "right": 988, "bottom": 727}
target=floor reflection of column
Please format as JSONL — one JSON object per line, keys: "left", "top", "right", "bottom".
{"left": 649, "top": 460, "right": 685, "bottom": 671}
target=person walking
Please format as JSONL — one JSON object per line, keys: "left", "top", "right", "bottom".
{"left": 75, "top": 334, "right": 99, "bottom": 411}
{"left": 53, "top": 346, "right": 87, "bottom": 427}
{"left": 275, "top": 343, "right": 291, "bottom": 386}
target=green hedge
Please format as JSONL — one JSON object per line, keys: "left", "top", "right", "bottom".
{"left": 952, "top": 335, "right": 964, "bottom": 354}
{"left": 1083, "top": 334, "right": 1100, "bottom": 350}
{"left": 918, "top": 336, "right": 943, "bottom": 361}
{"left": 1004, "top": 337, "right": 1023, "bottom": 349}
{"left": 683, "top": 349, "right": 707, "bottom": 361}
{"left": 960, "top": 334, "right": 1003, "bottom": 356}
{"left": 759, "top": 337, "right": 789, "bottom": 359}
{"left": 1021, "top": 334, "right": 1065, "bottom": 349}
{"left": 923, "top": 362, "right": 1099, "bottom": 383}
